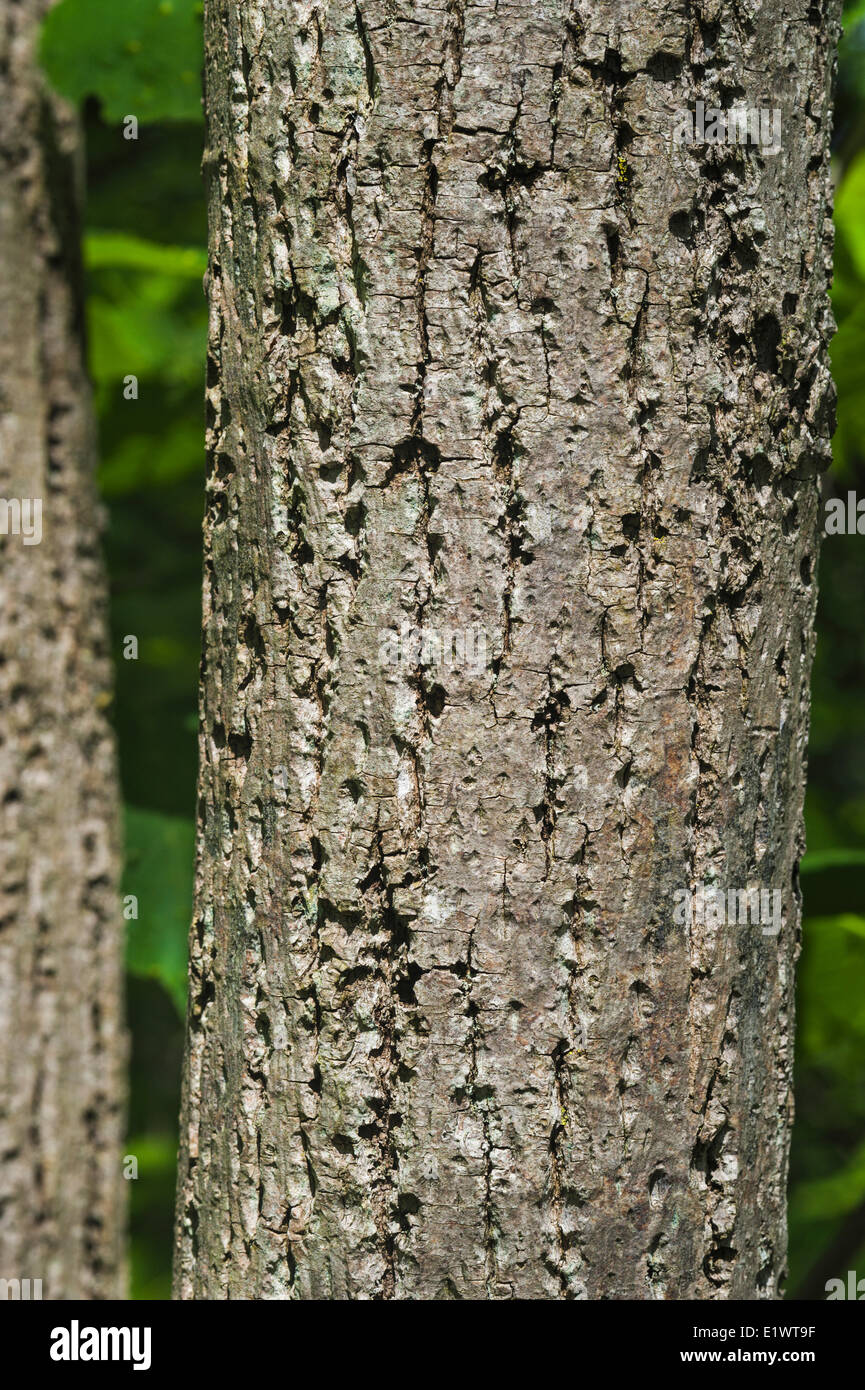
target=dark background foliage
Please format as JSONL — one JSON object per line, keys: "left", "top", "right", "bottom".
{"left": 38, "top": 0, "right": 865, "bottom": 1298}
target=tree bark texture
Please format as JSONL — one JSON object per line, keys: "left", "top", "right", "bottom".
{"left": 0, "top": 0, "right": 126, "bottom": 1300}
{"left": 176, "top": 0, "right": 840, "bottom": 1299}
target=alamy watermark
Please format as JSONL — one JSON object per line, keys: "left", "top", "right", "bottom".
{"left": 0, "top": 497, "right": 42, "bottom": 545}
{"left": 824, "top": 491, "right": 865, "bottom": 536}
{"left": 50, "top": 1321, "right": 151, "bottom": 1371}
{"left": 674, "top": 886, "right": 783, "bottom": 937}
{"left": 0, "top": 1277, "right": 42, "bottom": 1300}
{"left": 378, "top": 621, "right": 488, "bottom": 676}
{"left": 826, "top": 1271, "right": 865, "bottom": 1300}
{"left": 673, "top": 100, "right": 782, "bottom": 156}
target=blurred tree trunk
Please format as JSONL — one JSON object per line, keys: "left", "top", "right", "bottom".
{"left": 175, "top": 0, "right": 840, "bottom": 1299}
{"left": 0, "top": 0, "right": 125, "bottom": 1299}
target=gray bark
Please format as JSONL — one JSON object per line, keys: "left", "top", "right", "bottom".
{"left": 175, "top": 0, "right": 840, "bottom": 1299}
{"left": 0, "top": 0, "right": 126, "bottom": 1300}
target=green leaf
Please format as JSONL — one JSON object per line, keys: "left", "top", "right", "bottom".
{"left": 84, "top": 233, "right": 207, "bottom": 403}
{"left": 126, "top": 1132, "right": 179, "bottom": 1301}
{"left": 124, "top": 806, "right": 194, "bottom": 1015}
{"left": 798, "top": 915, "right": 865, "bottom": 1066}
{"left": 87, "top": 279, "right": 206, "bottom": 390}
{"left": 125, "top": 1133, "right": 178, "bottom": 1177}
{"left": 86, "top": 232, "right": 206, "bottom": 279}
{"left": 834, "top": 152, "right": 865, "bottom": 284}
{"left": 801, "top": 848, "right": 865, "bottom": 872}
{"left": 40, "top": 0, "right": 204, "bottom": 124}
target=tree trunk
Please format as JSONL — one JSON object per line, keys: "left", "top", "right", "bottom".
{"left": 175, "top": 0, "right": 840, "bottom": 1299}
{"left": 0, "top": 0, "right": 126, "bottom": 1299}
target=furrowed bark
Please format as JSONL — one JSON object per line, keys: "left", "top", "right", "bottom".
{"left": 0, "top": 0, "right": 126, "bottom": 1299}
{"left": 176, "top": 0, "right": 840, "bottom": 1299}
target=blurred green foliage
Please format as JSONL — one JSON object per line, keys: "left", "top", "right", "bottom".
{"left": 38, "top": 0, "right": 865, "bottom": 1301}
{"left": 40, "top": 0, "right": 204, "bottom": 123}
{"left": 124, "top": 807, "right": 195, "bottom": 1016}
